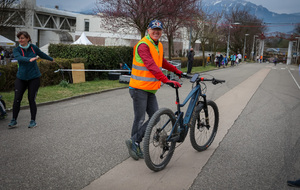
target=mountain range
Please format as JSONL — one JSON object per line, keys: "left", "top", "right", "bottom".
{"left": 202, "top": 0, "right": 300, "bottom": 34}
{"left": 76, "top": 0, "right": 300, "bottom": 34}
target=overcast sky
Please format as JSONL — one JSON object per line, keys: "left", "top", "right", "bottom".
{"left": 36, "top": 0, "right": 300, "bottom": 14}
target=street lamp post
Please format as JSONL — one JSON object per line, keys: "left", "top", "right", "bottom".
{"left": 251, "top": 35, "right": 258, "bottom": 61}
{"left": 226, "top": 26, "right": 232, "bottom": 58}
{"left": 243, "top": 33, "right": 249, "bottom": 62}
{"left": 226, "top": 22, "right": 240, "bottom": 58}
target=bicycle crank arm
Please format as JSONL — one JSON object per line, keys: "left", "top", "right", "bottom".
{"left": 169, "top": 135, "right": 180, "bottom": 142}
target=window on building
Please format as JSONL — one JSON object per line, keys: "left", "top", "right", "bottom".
{"left": 84, "top": 19, "right": 89, "bottom": 31}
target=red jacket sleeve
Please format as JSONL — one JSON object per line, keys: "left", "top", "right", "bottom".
{"left": 162, "top": 58, "right": 180, "bottom": 73}
{"left": 137, "top": 43, "right": 169, "bottom": 83}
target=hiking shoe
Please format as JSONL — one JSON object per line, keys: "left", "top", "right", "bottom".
{"left": 136, "top": 144, "right": 144, "bottom": 159}
{"left": 8, "top": 119, "right": 17, "bottom": 128}
{"left": 125, "top": 139, "right": 139, "bottom": 160}
{"left": 28, "top": 120, "right": 37, "bottom": 128}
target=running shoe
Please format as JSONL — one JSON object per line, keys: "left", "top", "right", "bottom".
{"left": 28, "top": 120, "right": 37, "bottom": 128}
{"left": 8, "top": 119, "right": 17, "bottom": 128}
{"left": 125, "top": 139, "right": 139, "bottom": 160}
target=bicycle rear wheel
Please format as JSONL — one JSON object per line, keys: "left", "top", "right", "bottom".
{"left": 143, "top": 108, "right": 177, "bottom": 172}
{"left": 190, "top": 100, "right": 219, "bottom": 151}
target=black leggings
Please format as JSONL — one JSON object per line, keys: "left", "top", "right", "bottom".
{"left": 13, "top": 77, "right": 40, "bottom": 121}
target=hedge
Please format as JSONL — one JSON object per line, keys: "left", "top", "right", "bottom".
{"left": 48, "top": 44, "right": 134, "bottom": 81}
{"left": 0, "top": 58, "right": 85, "bottom": 91}
{"left": 49, "top": 44, "right": 133, "bottom": 69}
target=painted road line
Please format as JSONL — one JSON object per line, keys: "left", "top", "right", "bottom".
{"left": 288, "top": 69, "right": 300, "bottom": 90}
{"left": 82, "top": 68, "right": 271, "bottom": 190}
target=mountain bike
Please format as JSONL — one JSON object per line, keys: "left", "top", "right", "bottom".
{"left": 143, "top": 73, "right": 225, "bottom": 172}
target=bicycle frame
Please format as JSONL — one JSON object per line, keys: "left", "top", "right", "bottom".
{"left": 167, "top": 81, "right": 207, "bottom": 142}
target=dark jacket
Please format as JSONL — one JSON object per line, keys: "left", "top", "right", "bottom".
{"left": 13, "top": 44, "right": 53, "bottom": 80}
{"left": 188, "top": 50, "right": 194, "bottom": 62}
{"left": 218, "top": 55, "right": 223, "bottom": 62}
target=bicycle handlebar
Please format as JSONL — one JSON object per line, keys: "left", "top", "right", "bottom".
{"left": 166, "top": 73, "right": 225, "bottom": 88}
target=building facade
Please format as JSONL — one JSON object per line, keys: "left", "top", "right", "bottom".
{"left": 1, "top": 0, "right": 194, "bottom": 57}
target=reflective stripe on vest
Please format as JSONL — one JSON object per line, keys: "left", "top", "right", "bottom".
{"left": 132, "top": 64, "right": 162, "bottom": 72}
{"left": 129, "top": 36, "right": 163, "bottom": 90}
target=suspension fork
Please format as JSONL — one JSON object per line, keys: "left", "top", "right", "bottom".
{"left": 201, "top": 94, "right": 210, "bottom": 126}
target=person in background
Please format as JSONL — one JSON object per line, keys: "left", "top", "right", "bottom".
{"left": 260, "top": 55, "right": 263, "bottom": 63}
{"left": 126, "top": 20, "right": 182, "bottom": 160}
{"left": 0, "top": 48, "right": 4, "bottom": 65}
{"left": 187, "top": 48, "right": 195, "bottom": 74}
{"left": 206, "top": 54, "right": 211, "bottom": 66}
{"left": 218, "top": 54, "right": 223, "bottom": 68}
{"left": 224, "top": 55, "right": 228, "bottom": 67}
{"left": 8, "top": 31, "right": 55, "bottom": 129}
{"left": 274, "top": 55, "right": 278, "bottom": 66}
{"left": 237, "top": 53, "right": 242, "bottom": 65}
{"left": 4, "top": 49, "right": 11, "bottom": 65}
{"left": 230, "top": 54, "right": 236, "bottom": 66}
{"left": 215, "top": 55, "right": 219, "bottom": 67}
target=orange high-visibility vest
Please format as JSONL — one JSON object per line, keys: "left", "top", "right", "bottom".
{"left": 129, "top": 36, "right": 163, "bottom": 90}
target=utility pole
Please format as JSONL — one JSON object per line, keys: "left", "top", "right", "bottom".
{"left": 296, "top": 37, "right": 300, "bottom": 65}
{"left": 188, "top": 25, "right": 192, "bottom": 50}
{"left": 251, "top": 35, "right": 258, "bottom": 61}
{"left": 243, "top": 34, "right": 249, "bottom": 62}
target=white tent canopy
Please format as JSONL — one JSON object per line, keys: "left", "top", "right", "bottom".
{"left": 0, "top": 35, "right": 16, "bottom": 47}
{"left": 73, "top": 32, "right": 93, "bottom": 45}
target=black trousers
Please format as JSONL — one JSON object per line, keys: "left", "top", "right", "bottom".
{"left": 187, "top": 60, "right": 193, "bottom": 73}
{"left": 13, "top": 77, "right": 40, "bottom": 121}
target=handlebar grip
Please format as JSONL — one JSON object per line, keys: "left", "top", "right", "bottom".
{"left": 182, "top": 73, "right": 193, "bottom": 79}
{"left": 212, "top": 78, "right": 225, "bottom": 85}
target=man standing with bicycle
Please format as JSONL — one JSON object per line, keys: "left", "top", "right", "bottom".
{"left": 126, "top": 20, "right": 183, "bottom": 160}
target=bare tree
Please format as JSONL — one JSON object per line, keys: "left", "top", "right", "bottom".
{"left": 95, "top": 0, "right": 170, "bottom": 39}
{"left": 161, "top": 0, "right": 198, "bottom": 60}
{"left": 187, "top": 2, "right": 222, "bottom": 66}
{"left": 0, "top": 0, "right": 22, "bottom": 33}
{"left": 223, "top": 7, "right": 266, "bottom": 55}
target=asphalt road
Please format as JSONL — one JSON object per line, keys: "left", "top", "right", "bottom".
{"left": 190, "top": 63, "right": 300, "bottom": 190}
{"left": 0, "top": 63, "right": 299, "bottom": 190}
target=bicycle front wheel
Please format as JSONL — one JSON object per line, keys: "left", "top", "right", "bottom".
{"left": 190, "top": 100, "right": 219, "bottom": 151}
{"left": 143, "top": 108, "right": 177, "bottom": 172}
